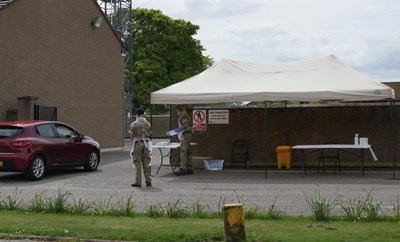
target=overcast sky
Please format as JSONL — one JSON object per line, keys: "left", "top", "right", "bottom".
{"left": 135, "top": 0, "right": 400, "bottom": 82}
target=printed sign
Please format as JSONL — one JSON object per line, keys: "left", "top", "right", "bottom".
{"left": 209, "top": 110, "right": 229, "bottom": 124}
{"left": 192, "top": 110, "right": 207, "bottom": 131}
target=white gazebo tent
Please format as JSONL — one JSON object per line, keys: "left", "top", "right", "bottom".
{"left": 151, "top": 55, "right": 397, "bottom": 178}
{"left": 152, "top": 55, "right": 394, "bottom": 104}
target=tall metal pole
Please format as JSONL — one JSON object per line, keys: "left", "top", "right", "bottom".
{"left": 98, "top": 0, "right": 133, "bottom": 137}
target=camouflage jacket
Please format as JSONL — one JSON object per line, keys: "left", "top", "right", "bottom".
{"left": 178, "top": 111, "right": 192, "bottom": 133}
{"left": 130, "top": 116, "right": 151, "bottom": 138}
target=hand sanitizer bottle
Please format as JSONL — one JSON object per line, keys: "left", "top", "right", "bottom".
{"left": 354, "top": 134, "right": 359, "bottom": 145}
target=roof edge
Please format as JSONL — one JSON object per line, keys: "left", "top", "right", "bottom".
{"left": 92, "top": 0, "right": 127, "bottom": 51}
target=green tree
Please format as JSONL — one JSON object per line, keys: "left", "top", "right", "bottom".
{"left": 132, "top": 8, "right": 212, "bottom": 113}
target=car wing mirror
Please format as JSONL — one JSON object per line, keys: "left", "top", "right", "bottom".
{"left": 78, "top": 133, "right": 85, "bottom": 140}
{"left": 74, "top": 133, "right": 84, "bottom": 142}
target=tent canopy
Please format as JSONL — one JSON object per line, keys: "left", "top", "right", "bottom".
{"left": 151, "top": 55, "right": 394, "bottom": 104}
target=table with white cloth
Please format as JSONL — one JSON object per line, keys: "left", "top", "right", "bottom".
{"left": 152, "top": 142, "right": 197, "bottom": 175}
{"left": 292, "top": 144, "right": 378, "bottom": 177}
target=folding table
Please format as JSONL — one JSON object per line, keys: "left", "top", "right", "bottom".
{"left": 152, "top": 142, "right": 196, "bottom": 175}
{"left": 292, "top": 144, "right": 378, "bottom": 177}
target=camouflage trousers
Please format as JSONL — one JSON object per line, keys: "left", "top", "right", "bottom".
{"left": 132, "top": 143, "right": 151, "bottom": 185}
{"left": 179, "top": 132, "right": 193, "bottom": 170}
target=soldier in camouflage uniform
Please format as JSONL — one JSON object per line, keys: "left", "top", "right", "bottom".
{"left": 175, "top": 105, "right": 194, "bottom": 175}
{"left": 129, "top": 108, "right": 152, "bottom": 187}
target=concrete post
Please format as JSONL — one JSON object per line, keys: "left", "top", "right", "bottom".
{"left": 223, "top": 203, "right": 246, "bottom": 242}
{"left": 17, "top": 96, "right": 39, "bottom": 120}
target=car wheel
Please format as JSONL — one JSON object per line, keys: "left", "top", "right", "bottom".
{"left": 84, "top": 150, "right": 99, "bottom": 171}
{"left": 27, "top": 156, "right": 46, "bottom": 181}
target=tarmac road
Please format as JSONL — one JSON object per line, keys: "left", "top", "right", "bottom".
{"left": 1, "top": 139, "right": 400, "bottom": 216}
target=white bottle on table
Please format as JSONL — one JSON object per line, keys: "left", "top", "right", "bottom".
{"left": 354, "top": 134, "right": 359, "bottom": 146}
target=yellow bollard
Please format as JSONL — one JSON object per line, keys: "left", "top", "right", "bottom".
{"left": 223, "top": 203, "right": 246, "bottom": 242}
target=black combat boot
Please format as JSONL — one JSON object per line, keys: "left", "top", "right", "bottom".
{"left": 175, "top": 169, "right": 186, "bottom": 176}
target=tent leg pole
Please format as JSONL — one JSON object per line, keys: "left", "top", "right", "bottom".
{"left": 265, "top": 102, "right": 268, "bottom": 179}
{"left": 390, "top": 100, "right": 397, "bottom": 180}
{"left": 285, "top": 101, "right": 289, "bottom": 145}
{"left": 169, "top": 105, "right": 172, "bottom": 142}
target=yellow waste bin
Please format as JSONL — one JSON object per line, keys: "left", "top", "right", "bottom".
{"left": 276, "top": 145, "right": 292, "bottom": 169}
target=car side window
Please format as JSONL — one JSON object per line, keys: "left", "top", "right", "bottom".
{"left": 55, "top": 125, "right": 77, "bottom": 139}
{"left": 35, "top": 124, "right": 57, "bottom": 138}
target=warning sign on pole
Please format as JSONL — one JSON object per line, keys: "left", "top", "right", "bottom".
{"left": 192, "top": 110, "right": 206, "bottom": 131}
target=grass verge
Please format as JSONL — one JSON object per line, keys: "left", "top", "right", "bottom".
{"left": 1, "top": 210, "right": 400, "bottom": 242}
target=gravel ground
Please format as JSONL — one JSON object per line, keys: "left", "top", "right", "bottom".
{"left": 1, "top": 139, "right": 399, "bottom": 217}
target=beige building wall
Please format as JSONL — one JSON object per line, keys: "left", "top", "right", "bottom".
{"left": 0, "top": 0, "right": 124, "bottom": 148}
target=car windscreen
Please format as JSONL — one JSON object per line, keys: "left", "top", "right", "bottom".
{"left": 0, "top": 126, "right": 24, "bottom": 138}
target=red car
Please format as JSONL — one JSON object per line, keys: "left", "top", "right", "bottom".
{"left": 0, "top": 120, "right": 100, "bottom": 180}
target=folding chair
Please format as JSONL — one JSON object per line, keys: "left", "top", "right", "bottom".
{"left": 231, "top": 139, "right": 250, "bottom": 167}
{"left": 318, "top": 141, "right": 341, "bottom": 174}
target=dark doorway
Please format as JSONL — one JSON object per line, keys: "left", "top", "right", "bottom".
{"left": 34, "top": 105, "right": 57, "bottom": 121}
